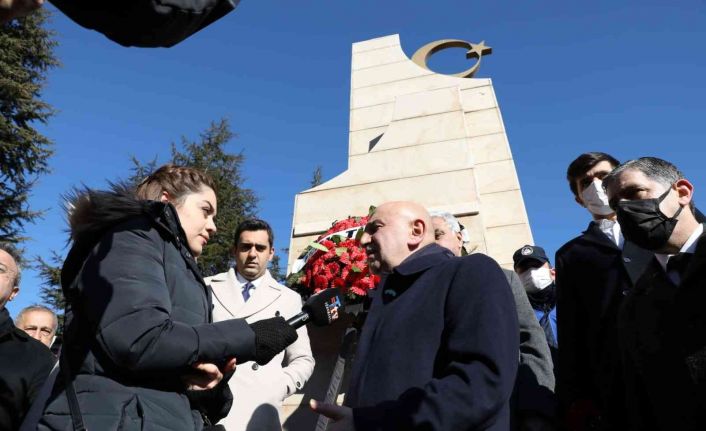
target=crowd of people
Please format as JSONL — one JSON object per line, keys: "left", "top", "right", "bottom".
{"left": 2, "top": 2, "right": 703, "bottom": 430}
{"left": 1, "top": 152, "right": 704, "bottom": 431}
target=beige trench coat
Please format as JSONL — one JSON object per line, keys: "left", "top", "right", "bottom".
{"left": 206, "top": 269, "right": 315, "bottom": 431}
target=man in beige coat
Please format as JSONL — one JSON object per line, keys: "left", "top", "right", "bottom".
{"left": 206, "top": 219, "right": 315, "bottom": 430}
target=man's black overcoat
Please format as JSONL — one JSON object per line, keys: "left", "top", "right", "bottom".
{"left": 346, "top": 244, "right": 519, "bottom": 431}
{"left": 555, "top": 221, "right": 651, "bottom": 429}
{"left": 618, "top": 228, "right": 706, "bottom": 431}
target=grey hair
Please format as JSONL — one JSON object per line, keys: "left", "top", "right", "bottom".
{"left": 604, "top": 157, "right": 694, "bottom": 212}
{"left": 604, "top": 157, "right": 683, "bottom": 190}
{"left": 16, "top": 305, "right": 59, "bottom": 331}
{"left": 0, "top": 242, "right": 21, "bottom": 288}
{"left": 429, "top": 210, "right": 461, "bottom": 233}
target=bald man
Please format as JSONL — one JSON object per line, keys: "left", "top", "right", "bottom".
{"left": 312, "top": 202, "right": 519, "bottom": 431}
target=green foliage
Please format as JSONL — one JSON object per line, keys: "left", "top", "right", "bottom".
{"left": 38, "top": 118, "right": 258, "bottom": 313}
{"left": 126, "top": 155, "right": 158, "bottom": 187}
{"left": 169, "top": 118, "right": 258, "bottom": 275}
{"left": 0, "top": 9, "right": 59, "bottom": 244}
{"left": 310, "top": 165, "right": 323, "bottom": 188}
{"left": 268, "top": 254, "right": 284, "bottom": 283}
{"left": 35, "top": 251, "right": 64, "bottom": 310}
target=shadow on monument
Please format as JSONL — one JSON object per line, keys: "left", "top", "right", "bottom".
{"left": 368, "top": 133, "right": 383, "bottom": 152}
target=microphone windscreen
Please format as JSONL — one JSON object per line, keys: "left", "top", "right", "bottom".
{"left": 303, "top": 288, "right": 344, "bottom": 326}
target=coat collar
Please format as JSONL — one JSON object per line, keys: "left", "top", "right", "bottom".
{"left": 209, "top": 268, "right": 282, "bottom": 319}
{"left": 621, "top": 240, "right": 654, "bottom": 287}
{"left": 393, "top": 243, "right": 454, "bottom": 276}
{"left": 681, "top": 226, "right": 706, "bottom": 285}
{"left": 0, "top": 307, "right": 29, "bottom": 341}
{"left": 0, "top": 307, "right": 13, "bottom": 336}
{"left": 581, "top": 220, "right": 621, "bottom": 251}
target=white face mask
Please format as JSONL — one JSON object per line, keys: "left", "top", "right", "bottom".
{"left": 581, "top": 179, "right": 613, "bottom": 216}
{"left": 518, "top": 267, "right": 554, "bottom": 293}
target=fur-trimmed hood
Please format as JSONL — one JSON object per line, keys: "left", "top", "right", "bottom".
{"left": 67, "top": 185, "right": 153, "bottom": 245}
{"left": 61, "top": 185, "right": 187, "bottom": 292}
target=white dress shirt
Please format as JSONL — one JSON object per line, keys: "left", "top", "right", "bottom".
{"left": 597, "top": 218, "right": 624, "bottom": 249}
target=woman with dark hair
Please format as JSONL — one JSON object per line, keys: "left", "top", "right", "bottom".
{"left": 38, "top": 164, "right": 297, "bottom": 430}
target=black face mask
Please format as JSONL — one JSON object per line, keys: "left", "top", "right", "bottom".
{"left": 616, "top": 186, "right": 683, "bottom": 251}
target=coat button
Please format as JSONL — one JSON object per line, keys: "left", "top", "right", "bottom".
{"left": 622, "top": 289, "right": 629, "bottom": 296}
{"left": 295, "top": 381, "right": 302, "bottom": 389}
{"left": 252, "top": 363, "right": 259, "bottom": 370}
{"left": 275, "top": 311, "right": 280, "bottom": 317}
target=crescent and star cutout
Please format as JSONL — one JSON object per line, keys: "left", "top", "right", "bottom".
{"left": 411, "top": 39, "right": 492, "bottom": 78}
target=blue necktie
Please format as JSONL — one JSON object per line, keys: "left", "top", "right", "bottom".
{"left": 242, "top": 282, "right": 254, "bottom": 302}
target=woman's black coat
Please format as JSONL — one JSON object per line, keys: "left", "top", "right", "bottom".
{"left": 39, "top": 190, "right": 256, "bottom": 430}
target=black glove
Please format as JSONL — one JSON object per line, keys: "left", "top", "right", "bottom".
{"left": 249, "top": 317, "right": 298, "bottom": 365}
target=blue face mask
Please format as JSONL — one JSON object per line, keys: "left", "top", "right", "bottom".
{"left": 616, "top": 186, "right": 683, "bottom": 251}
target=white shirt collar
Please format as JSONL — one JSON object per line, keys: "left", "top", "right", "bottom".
{"left": 596, "top": 218, "right": 624, "bottom": 249}
{"left": 235, "top": 270, "right": 266, "bottom": 290}
{"left": 654, "top": 223, "right": 703, "bottom": 272}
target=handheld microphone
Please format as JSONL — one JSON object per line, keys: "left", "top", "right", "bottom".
{"left": 287, "top": 288, "right": 344, "bottom": 329}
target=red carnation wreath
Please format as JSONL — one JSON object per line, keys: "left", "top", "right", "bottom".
{"left": 287, "top": 214, "right": 380, "bottom": 303}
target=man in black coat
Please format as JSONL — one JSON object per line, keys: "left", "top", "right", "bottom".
{"left": 604, "top": 157, "right": 706, "bottom": 431}
{"left": 312, "top": 201, "right": 519, "bottom": 431}
{"left": 431, "top": 211, "right": 556, "bottom": 431}
{"left": 555, "top": 152, "right": 652, "bottom": 431}
{"left": 0, "top": 243, "right": 55, "bottom": 430}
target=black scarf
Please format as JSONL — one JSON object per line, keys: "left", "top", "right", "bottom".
{"left": 527, "top": 282, "right": 556, "bottom": 312}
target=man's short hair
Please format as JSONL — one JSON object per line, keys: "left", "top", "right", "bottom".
{"left": 603, "top": 156, "right": 694, "bottom": 213}
{"left": 566, "top": 152, "right": 620, "bottom": 197}
{"left": 234, "top": 218, "right": 274, "bottom": 248}
{"left": 16, "top": 305, "right": 59, "bottom": 331}
{"left": 0, "top": 242, "right": 21, "bottom": 288}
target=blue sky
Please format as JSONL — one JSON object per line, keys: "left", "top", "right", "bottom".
{"left": 7, "top": 0, "right": 706, "bottom": 316}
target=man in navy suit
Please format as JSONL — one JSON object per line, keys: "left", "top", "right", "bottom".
{"left": 311, "top": 201, "right": 519, "bottom": 431}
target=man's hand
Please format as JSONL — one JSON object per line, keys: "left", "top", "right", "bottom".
{"left": 0, "top": 0, "right": 43, "bottom": 24}
{"left": 182, "top": 358, "right": 237, "bottom": 391}
{"left": 310, "top": 399, "right": 355, "bottom": 431}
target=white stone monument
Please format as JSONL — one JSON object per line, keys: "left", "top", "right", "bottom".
{"left": 288, "top": 34, "right": 532, "bottom": 270}
{"left": 282, "top": 34, "right": 533, "bottom": 429}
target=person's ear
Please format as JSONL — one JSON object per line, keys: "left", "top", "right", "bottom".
{"left": 8, "top": 286, "right": 18, "bottom": 302}
{"left": 409, "top": 219, "right": 425, "bottom": 245}
{"left": 550, "top": 267, "right": 556, "bottom": 279}
{"left": 674, "top": 179, "right": 694, "bottom": 208}
{"left": 267, "top": 245, "right": 274, "bottom": 262}
{"left": 159, "top": 191, "right": 171, "bottom": 203}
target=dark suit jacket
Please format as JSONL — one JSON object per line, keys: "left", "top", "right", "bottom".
{"left": 0, "top": 307, "right": 55, "bottom": 431}
{"left": 555, "top": 221, "right": 651, "bottom": 428}
{"left": 619, "top": 228, "right": 706, "bottom": 431}
{"left": 503, "top": 269, "right": 556, "bottom": 425}
{"left": 346, "top": 244, "right": 519, "bottom": 431}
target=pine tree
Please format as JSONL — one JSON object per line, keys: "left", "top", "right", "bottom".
{"left": 170, "top": 118, "right": 258, "bottom": 275}
{"left": 0, "top": 9, "right": 59, "bottom": 243}
{"left": 37, "top": 118, "right": 258, "bottom": 313}
{"left": 310, "top": 165, "right": 323, "bottom": 188}
{"left": 268, "top": 254, "right": 284, "bottom": 282}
